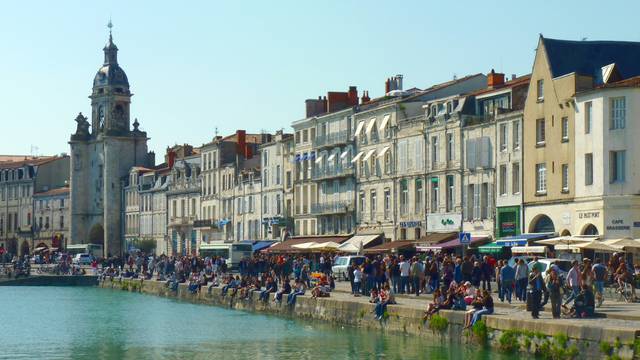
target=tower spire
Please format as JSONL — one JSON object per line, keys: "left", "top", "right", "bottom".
{"left": 103, "top": 19, "right": 118, "bottom": 65}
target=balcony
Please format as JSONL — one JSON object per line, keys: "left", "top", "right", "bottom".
{"left": 312, "top": 166, "right": 355, "bottom": 181}
{"left": 310, "top": 201, "right": 354, "bottom": 215}
{"left": 313, "top": 130, "right": 351, "bottom": 149}
{"left": 169, "top": 216, "right": 197, "bottom": 227}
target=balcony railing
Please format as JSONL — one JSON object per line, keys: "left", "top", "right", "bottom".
{"left": 312, "top": 166, "right": 355, "bottom": 180}
{"left": 313, "top": 130, "right": 350, "bottom": 148}
{"left": 310, "top": 201, "right": 354, "bottom": 215}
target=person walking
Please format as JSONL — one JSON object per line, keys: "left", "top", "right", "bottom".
{"left": 592, "top": 258, "right": 607, "bottom": 307}
{"left": 399, "top": 256, "right": 410, "bottom": 294}
{"left": 500, "top": 260, "right": 515, "bottom": 303}
{"left": 563, "top": 261, "right": 581, "bottom": 307}
{"left": 515, "top": 259, "right": 529, "bottom": 301}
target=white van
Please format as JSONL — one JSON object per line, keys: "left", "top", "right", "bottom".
{"left": 332, "top": 256, "right": 366, "bottom": 281}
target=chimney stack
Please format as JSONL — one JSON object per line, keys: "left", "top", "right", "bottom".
{"left": 487, "top": 69, "right": 505, "bottom": 88}
{"left": 361, "top": 90, "right": 371, "bottom": 104}
{"left": 395, "top": 74, "right": 403, "bottom": 90}
{"left": 347, "top": 86, "right": 358, "bottom": 106}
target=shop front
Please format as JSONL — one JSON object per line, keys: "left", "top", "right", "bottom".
{"left": 398, "top": 220, "right": 425, "bottom": 240}
{"left": 426, "top": 213, "right": 461, "bottom": 233}
{"left": 496, "top": 206, "right": 521, "bottom": 238}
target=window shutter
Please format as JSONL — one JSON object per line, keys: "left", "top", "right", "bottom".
{"left": 407, "top": 139, "right": 414, "bottom": 170}
{"left": 466, "top": 139, "right": 476, "bottom": 169}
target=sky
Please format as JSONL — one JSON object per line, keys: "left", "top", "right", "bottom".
{"left": 1, "top": 0, "right": 638, "bottom": 158}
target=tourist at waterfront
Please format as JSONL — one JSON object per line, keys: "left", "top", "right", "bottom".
{"left": 592, "top": 258, "right": 607, "bottom": 307}
{"left": 463, "top": 289, "right": 486, "bottom": 328}
{"left": 500, "top": 260, "right": 515, "bottom": 304}
{"left": 274, "top": 279, "right": 292, "bottom": 304}
{"left": 546, "top": 269, "right": 563, "bottom": 319}
{"left": 259, "top": 276, "right": 278, "bottom": 302}
{"left": 398, "top": 256, "right": 410, "bottom": 294}
{"left": 287, "top": 280, "right": 306, "bottom": 306}
{"left": 515, "top": 259, "right": 529, "bottom": 301}
{"left": 528, "top": 267, "right": 546, "bottom": 319}
{"left": 563, "top": 261, "right": 581, "bottom": 306}
{"left": 469, "top": 290, "right": 494, "bottom": 327}
{"left": 374, "top": 285, "right": 391, "bottom": 320}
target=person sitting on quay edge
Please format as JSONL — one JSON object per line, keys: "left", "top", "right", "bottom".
{"left": 259, "top": 276, "right": 278, "bottom": 303}
{"left": 423, "top": 288, "right": 445, "bottom": 322}
{"left": 374, "top": 284, "right": 391, "bottom": 320}
{"left": 274, "top": 279, "right": 292, "bottom": 304}
{"left": 566, "top": 284, "right": 595, "bottom": 318}
{"left": 287, "top": 279, "right": 306, "bottom": 306}
{"left": 311, "top": 275, "right": 331, "bottom": 299}
{"left": 221, "top": 275, "right": 240, "bottom": 297}
{"left": 463, "top": 289, "right": 486, "bottom": 328}
{"left": 468, "top": 290, "right": 494, "bottom": 328}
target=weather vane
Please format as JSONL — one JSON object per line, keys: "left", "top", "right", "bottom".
{"left": 107, "top": 18, "right": 113, "bottom": 35}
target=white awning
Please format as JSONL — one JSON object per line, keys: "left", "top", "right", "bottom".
{"left": 327, "top": 153, "right": 336, "bottom": 161}
{"left": 377, "top": 146, "right": 390, "bottom": 158}
{"left": 339, "top": 234, "right": 382, "bottom": 253}
{"left": 351, "top": 151, "right": 364, "bottom": 163}
{"left": 362, "top": 149, "right": 376, "bottom": 162}
{"left": 354, "top": 121, "right": 365, "bottom": 137}
{"left": 512, "top": 246, "right": 546, "bottom": 254}
{"left": 315, "top": 155, "right": 323, "bottom": 164}
{"left": 365, "top": 118, "right": 377, "bottom": 135}
{"left": 379, "top": 114, "right": 391, "bottom": 132}
{"left": 340, "top": 149, "right": 350, "bottom": 159}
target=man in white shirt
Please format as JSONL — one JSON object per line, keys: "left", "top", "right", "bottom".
{"left": 399, "top": 255, "right": 410, "bottom": 294}
{"left": 563, "top": 260, "right": 581, "bottom": 306}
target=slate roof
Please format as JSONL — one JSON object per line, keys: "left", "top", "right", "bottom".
{"left": 543, "top": 37, "right": 640, "bottom": 79}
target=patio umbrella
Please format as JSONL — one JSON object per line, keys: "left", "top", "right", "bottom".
{"left": 337, "top": 243, "right": 359, "bottom": 253}
{"left": 535, "top": 236, "right": 593, "bottom": 246}
{"left": 292, "top": 242, "right": 319, "bottom": 250}
{"left": 574, "top": 240, "right": 619, "bottom": 252}
{"left": 603, "top": 238, "right": 640, "bottom": 250}
{"left": 310, "top": 242, "right": 341, "bottom": 250}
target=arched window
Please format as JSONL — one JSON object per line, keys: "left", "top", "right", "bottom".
{"left": 531, "top": 214, "right": 555, "bottom": 233}
{"left": 582, "top": 224, "right": 599, "bottom": 236}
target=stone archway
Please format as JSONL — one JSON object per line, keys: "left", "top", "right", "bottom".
{"left": 582, "top": 224, "right": 599, "bottom": 236}
{"left": 560, "top": 229, "right": 571, "bottom": 236}
{"left": 529, "top": 214, "right": 555, "bottom": 233}
{"left": 89, "top": 223, "right": 105, "bottom": 245}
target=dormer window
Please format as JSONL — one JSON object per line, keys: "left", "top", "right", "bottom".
{"left": 431, "top": 105, "right": 437, "bottom": 117}
{"left": 446, "top": 102, "right": 452, "bottom": 114}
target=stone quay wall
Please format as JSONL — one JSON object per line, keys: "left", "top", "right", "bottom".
{"left": 99, "top": 278, "right": 639, "bottom": 359}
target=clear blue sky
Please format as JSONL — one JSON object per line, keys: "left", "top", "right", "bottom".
{"left": 1, "top": 0, "right": 638, "bottom": 158}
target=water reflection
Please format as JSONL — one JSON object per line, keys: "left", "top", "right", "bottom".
{"left": 0, "top": 287, "right": 521, "bottom": 360}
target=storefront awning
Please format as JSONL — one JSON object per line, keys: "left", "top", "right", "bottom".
{"left": 363, "top": 240, "right": 416, "bottom": 254}
{"left": 252, "top": 241, "right": 276, "bottom": 252}
{"left": 416, "top": 232, "right": 458, "bottom": 246}
{"left": 496, "top": 233, "right": 555, "bottom": 247}
{"left": 266, "top": 236, "right": 350, "bottom": 253}
{"left": 422, "top": 236, "right": 490, "bottom": 251}
{"left": 339, "top": 234, "right": 383, "bottom": 253}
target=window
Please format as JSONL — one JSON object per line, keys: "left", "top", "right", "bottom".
{"left": 431, "top": 136, "right": 439, "bottom": 168}
{"left": 359, "top": 191, "right": 366, "bottom": 215}
{"left": 584, "top": 101, "right": 592, "bottom": 134}
{"left": 499, "top": 124, "right": 507, "bottom": 151}
{"left": 561, "top": 117, "right": 569, "bottom": 141}
{"left": 295, "top": 131, "right": 301, "bottom": 144}
{"left": 536, "top": 163, "right": 547, "bottom": 193}
{"left": 610, "top": 150, "right": 626, "bottom": 183}
{"left": 276, "top": 165, "right": 281, "bottom": 185}
{"left": 263, "top": 150, "right": 268, "bottom": 167}
{"left": 286, "top": 171, "right": 291, "bottom": 188}
{"left": 384, "top": 151, "right": 391, "bottom": 174}
{"left": 536, "top": 119, "right": 545, "bottom": 145}
{"left": 561, "top": 164, "right": 569, "bottom": 192}
{"left": 370, "top": 190, "right": 376, "bottom": 221}
{"left": 499, "top": 165, "right": 507, "bottom": 195}
{"left": 446, "top": 133, "right": 454, "bottom": 161}
{"left": 263, "top": 169, "right": 268, "bottom": 187}
{"left": 512, "top": 163, "right": 520, "bottom": 194}
{"left": 536, "top": 79, "right": 544, "bottom": 100}
{"left": 384, "top": 188, "right": 391, "bottom": 220}
{"left": 585, "top": 153, "right": 593, "bottom": 185}
{"left": 263, "top": 195, "right": 268, "bottom": 213}
{"left": 191, "top": 198, "right": 196, "bottom": 215}
{"left": 59, "top": 215, "right": 64, "bottom": 229}
{"left": 302, "top": 129, "right": 309, "bottom": 143}
{"left": 610, "top": 97, "right": 626, "bottom": 129}
{"left": 446, "top": 175, "right": 454, "bottom": 212}
{"left": 415, "top": 179, "right": 423, "bottom": 213}
{"left": 400, "top": 180, "right": 408, "bottom": 214}
{"left": 430, "top": 179, "right": 439, "bottom": 213}
{"left": 472, "top": 184, "right": 480, "bottom": 219}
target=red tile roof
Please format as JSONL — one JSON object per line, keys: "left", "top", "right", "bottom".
{"left": 468, "top": 74, "right": 531, "bottom": 97}
{"left": 0, "top": 156, "right": 63, "bottom": 169}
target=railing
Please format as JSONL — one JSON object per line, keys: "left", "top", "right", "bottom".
{"left": 169, "top": 216, "right": 197, "bottom": 226}
{"left": 310, "top": 201, "right": 354, "bottom": 215}
{"left": 312, "top": 166, "right": 355, "bottom": 180}
{"left": 313, "top": 130, "right": 350, "bottom": 148}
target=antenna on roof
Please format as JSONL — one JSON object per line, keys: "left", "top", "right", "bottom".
{"left": 582, "top": 37, "right": 588, "bottom": 41}
{"left": 215, "top": 127, "right": 218, "bottom": 138}
{"left": 452, "top": 73, "right": 457, "bottom": 80}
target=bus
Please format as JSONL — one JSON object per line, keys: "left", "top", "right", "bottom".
{"left": 199, "top": 242, "right": 253, "bottom": 269}
{"left": 66, "top": 244, "right": 104, "bottom": 258}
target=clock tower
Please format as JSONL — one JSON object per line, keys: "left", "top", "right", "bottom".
{"left": 69, "top": 26, "right": 154, "bottom": 257}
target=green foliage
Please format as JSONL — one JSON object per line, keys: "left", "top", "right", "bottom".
{"left": 553, "top": 333, "right": 569, "bottom": 348}
{"left": 427, "top": 315, "right": 449, "bottom": 333}
{"left": 471, "top": 320, "right": 488, "bottom": 344}
{"left": 635, "top": 339, "right": 640, "bottom": 357}
{"left": 600, "top": 341, "right": 612, "bottom": 356}
{"left": 613, "top": 337, "right": 622, "bottom": 349}
{"left": 535, "top": 334, "right": 578, "bottom": 360}
{"left": 358, "top": 309, "right": 366, "bottom": 319}
{"left": 498, "top": 330, "right": 521, "bottom": 353}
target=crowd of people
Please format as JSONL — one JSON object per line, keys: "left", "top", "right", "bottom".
{"left": 92, "top": 249, "right": 640, "bottom": 322}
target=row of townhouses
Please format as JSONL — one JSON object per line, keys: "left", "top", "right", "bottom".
{"left": 3, "top": 34, "right": 640, "bottom": 257}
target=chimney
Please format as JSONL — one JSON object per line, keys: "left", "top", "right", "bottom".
{"left": 347, "top": 86, "right": 358, "bottom": 106}
{"left": 385, "top": 78, "right": 391, "bottom": 93}
{"left": 487, "top": 69, "right": 505, "bottom": 88}
{"left": 236, "top": 130, "right": 246, "bottom": 157}
{"left": 167, "top": 150, "right": 176, "bottom": 169}
{"left": 396, "top": 74, "right": 403, "bottom": 90}
{"left": 361, "top": 90, "right": 371, "bottom": 104}
{"left": 511, "top": 74, "right": 517, "bottom": 81}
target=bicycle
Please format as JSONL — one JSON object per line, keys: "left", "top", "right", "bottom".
{"left": 616, "top": 281, "right": 634, "bottom": 303}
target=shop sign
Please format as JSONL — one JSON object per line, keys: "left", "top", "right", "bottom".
{"left": 501, "top": 222, "right": 515, "bottom": 231}
{"left": 606, "top": 219, "right": 630, "bottom": 231}
{"left": 400, "top": 221, "right": 422, "bottom": 228}
{"left": 578, "top": 211, "right": 600, "bottom": 219}
{"left": 427, "top": 214, "right": 461, "bottom": 232}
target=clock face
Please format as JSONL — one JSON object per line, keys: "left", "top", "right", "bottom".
{"left": 98, "top": 106, "right": 105, "bottom": 129}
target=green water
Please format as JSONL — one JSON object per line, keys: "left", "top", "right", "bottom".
{"left": 0, "top": 287, "right": 517, "bottom": 359}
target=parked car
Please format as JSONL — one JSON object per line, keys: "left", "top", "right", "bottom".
{"left": 72, "top": 253, "right": 92, "bottom": 265}
{"left": 528, "top": 258, "right": 573, "bottom": 280}
{"left": 507, "top": 255, "right": 534, "bottom": 268}
{"left": 332, "top": 256, "right": 366, "bottom": 281}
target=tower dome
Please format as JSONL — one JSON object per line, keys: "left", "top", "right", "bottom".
{"left": 93, "top": 32, "right": 129, "bottom": 90}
